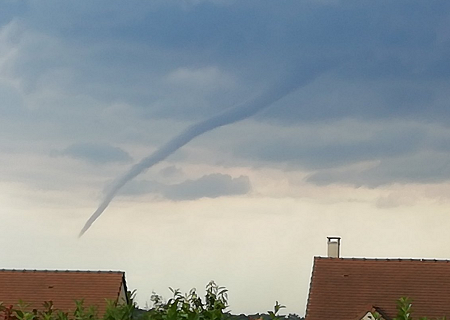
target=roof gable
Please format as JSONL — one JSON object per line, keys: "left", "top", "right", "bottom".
{"left": 359, "top": 311, "right": 376, "bottom": 320}
{"left": 305, "top": 257, "right": 450, "bottom": 320}
{"left": 355, "top": 306, "right": 386, "bottom": 320}
{"left": 0, "top": 269, "right": 126, "bottom": 316}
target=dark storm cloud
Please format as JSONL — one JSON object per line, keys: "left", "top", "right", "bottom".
{"left": 10, "top": 1, "right": 447, "bottom": 123}
{"left": 2, "top": 0, "right": 450, "bottom": 189}
{"left": 6, "top": 1, "right": 450, "bottom": 121}
{"left": 0, "top": 82, "right": 24, "bottom": 117}
{"left": 307, "top": 151, "right": 450, "bottom": 187}
{"left": 236, "top": 125, "right": 424, "bottom": 170}
{"left": 159, "top": 166, "right": 183, "bottom": 178}
{"left": 121, "top": 173, "right": 251, "bottom": 201}
{"left": 0, "top": 1, "right": 26, "bottom": 25}
{"left": 59, "top": 143, "right": 132, "bottom": 164}
{"left": 164, "top": 173, "right": 251, "bottom": 200}
{"left": 229, "top": 120, "right": 450, "bottom": 186}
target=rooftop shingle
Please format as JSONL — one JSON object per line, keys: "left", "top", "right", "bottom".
{"left": 305, "top": 257, "right": 450, "bottom": 320}
{"left": 0, "top": 269, "right": 127, "bottom": 316}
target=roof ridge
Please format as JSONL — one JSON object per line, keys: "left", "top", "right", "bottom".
{"left": 314, "top": 256, "right": 450, "bottom": 262}
{"left": 0, "top": 269, "right": 125, "bottom": 273}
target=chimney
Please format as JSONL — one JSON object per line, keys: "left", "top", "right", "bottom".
{"left": 327, "top": 237, "right": 341, "bottom": 258}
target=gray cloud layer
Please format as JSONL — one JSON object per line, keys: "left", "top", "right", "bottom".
{"left": 122, "top": 173, "right": 251, "bottom": 201}
{"left": 307, "top": 151, "right": 450, "bottom": 187}
{"left": 1, "top": 1, "right": 450, "bottom": 191}
{"left": 58, "top": 143, "right": 132, "bottom": 164}
{"left": 164, "top": 173, "right": 251, "bottom": 200}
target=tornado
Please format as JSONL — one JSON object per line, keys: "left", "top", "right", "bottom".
{"left": 79, "top": 67, "right": 320, "bottom": 237}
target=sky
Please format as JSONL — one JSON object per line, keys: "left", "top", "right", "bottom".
{"left": 1, "top": 0, "right": 450, "bottom": 316}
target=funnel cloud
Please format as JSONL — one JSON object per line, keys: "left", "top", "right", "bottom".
{"left": 79, "top": 68, "right": 319, "bottom": 236}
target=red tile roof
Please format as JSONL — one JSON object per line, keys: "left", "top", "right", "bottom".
{"left": 0, "top": 269, "right": 127, "bottom": 316}
{"left": 305, "top": 257, "right": 450, "bottom": 320}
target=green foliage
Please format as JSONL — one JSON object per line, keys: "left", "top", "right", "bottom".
{"left": 143, "top": 281, "right": 228, "bottom": 320}
{"left": 393, "top": 297, "right": 413, "bottom": 320}
{"left": 267, "top": 302, "right": 285, "bottom": 320}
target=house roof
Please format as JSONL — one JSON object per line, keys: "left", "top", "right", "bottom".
{"left": 0, "top": 269, "right": 127, "bottom": 316}
{"left": 305, "top": 257, "right": 450, "bottom": 320}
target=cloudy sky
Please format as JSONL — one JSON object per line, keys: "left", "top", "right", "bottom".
{"left": 2, "top": 0, "right": 450, "bottom": 315}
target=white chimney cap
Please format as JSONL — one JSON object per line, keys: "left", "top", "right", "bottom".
{"left": 327, "top": 237, "right": 341, "bottom": 258}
